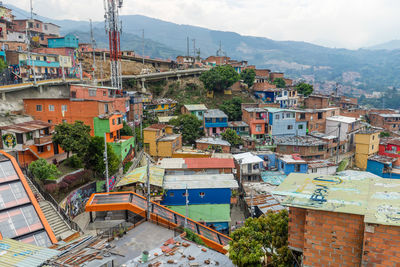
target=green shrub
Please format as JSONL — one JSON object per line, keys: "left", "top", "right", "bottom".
{"left": 28, "top": 159, "right": 60, "bottom": 181}
{"left": 64, "top": 155, "right": 83, "bottom": 168}
{"left": 123, "top": 162, "right": 133, "bottom": 174}
{"left": 184, "top": 228, "right": 205, "bottom": 246}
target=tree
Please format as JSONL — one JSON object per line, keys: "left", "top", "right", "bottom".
{"left": 221, "top": 128, "right": 242, "bottom": 147}
{"left": 295, "top": 82, "right": 314, "bottom": 96}
{"left": 229, "top": 210, "right": 295, "bottom": 267}
{"left": 170, "top": 114, "right": 203, "bottom": 145}
{"left": 240, "top": 68, "right": 256, "bottom": 88}
{"left": 273, "top": 78, "right": 286, "bottom": 88}
{"left": 199, "top": 65, "right": 239, "bottom": 92}
{"left": 0, "top": 59, "right": 7, "bottom": 72}
{"left": 120, "top": 121, "right": 134, "bottom": 136}
{"left": 28, "top": 159, "right": 60, "bottom": 181}
{"left": 52, "top": 121, "right": 91, "bottom": 158}
{"left": 83, "top": 136, "right": 120, "bottom": 177}
{"left": 219, "top": 97, "right": 243, "bottom": 121}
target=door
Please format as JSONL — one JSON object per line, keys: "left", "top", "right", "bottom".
{"left": 54, "top": 143, "right": 59, "bottom": 154}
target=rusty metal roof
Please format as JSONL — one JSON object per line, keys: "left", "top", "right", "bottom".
{"left": 0, "top": 120, "right": 51, "bottom": 133}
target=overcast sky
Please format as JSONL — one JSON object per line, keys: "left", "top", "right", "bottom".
{"left": 6, "top": 0, "right": 400, "bottom": 49}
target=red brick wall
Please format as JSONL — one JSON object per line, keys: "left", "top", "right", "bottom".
{"left": 302, "top": 210, "right": 364, "bottom": 266}
{"left": 196, "top": 142, "right": 230, "bottom": 153}
{"left": 304, "top": 96, "right": 329, "bottom": 109}
{"left": 288, "top": 207, "right": 306, "bottom": 251}
{"left": 362, "top": 224, "right": 400, "bottom": 266}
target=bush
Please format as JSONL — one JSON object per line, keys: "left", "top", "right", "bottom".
{"left": 184, "top": 228, "right": 205, "bottom": 246}
{"left": 29, "top": 159, "right": 60, "bottom": 181}
{"left": 123, "top": 162, "right": 133, "bottom": 174}
{"left": 64, "top": 155, "right": 83, "bottom": 168}
{"left": 58, "top": 181, "right": 69, "bottom": 191}
{"left": 62, "top": 171, "right": 82, "bottom": 185}
{"left": 44, "top": 183, "right": 59, "bottom": 194}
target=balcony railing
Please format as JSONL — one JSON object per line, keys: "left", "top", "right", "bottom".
{"left": 34, "top": 135, "right": 53, "bottom": 145}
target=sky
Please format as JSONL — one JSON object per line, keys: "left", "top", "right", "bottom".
{"left": 6, "top": 0, "right": 400, "bottom": 49}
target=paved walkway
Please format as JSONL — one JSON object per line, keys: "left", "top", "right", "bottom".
{"left": 230, "top": 203, "right": 246, "bottom": 231}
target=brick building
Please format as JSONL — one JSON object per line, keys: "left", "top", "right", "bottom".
{"left": 295, "top": 107, "right": 340, "bottom": 133}
{"left": 304, "top": 94, "right": 330, "bottom": 109}
{"left": 242, "top": 107, "right": 268, "bottom": 139}
{"left": 368, "top": 112, "right": 400, "bottom": 132}
{"left": 195, "top": 137, "right": 231, "bottom": 153}
{"left": 203, "top": 56, "right": 230, "bottom": 66}
{"left": 275, "top": 172, "right": 400, "bottom": 267}
{"left": 254, "top": 69, "right": 270, "bottom": 83}
{"left": 274, "top": 135, "right": 329, "bottom": 160}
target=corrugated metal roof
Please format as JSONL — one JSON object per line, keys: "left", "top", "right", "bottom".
{"left": 233, "top": 152, "right": 264, "bottom": 164}
{"left": 184, "top": 158, "right": 235, "bottom": 169}
{"left": 0, "top": 120, "right": 51, "bottom": 133}
{"left": 0, "top": 238, "right": 60, "bottom": 267}
{"left": 183, "top": 104, "right": 208, "bottom": 111}
{"left": 163, "top": 174, "right": 238, "bottom": 190}
{"left": 196, "top": 137, "right": 231, "bottom": 146}
{"left": 204, "top": 109, "right": 228, "bottom": 118}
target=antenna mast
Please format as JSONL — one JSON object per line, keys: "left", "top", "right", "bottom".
{"left": 104, "top": 0, "right": 123, "bottom": 91}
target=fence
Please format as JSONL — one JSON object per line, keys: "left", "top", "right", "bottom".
{"left": 25, "top": 172, "right": 82, "bottom": 233}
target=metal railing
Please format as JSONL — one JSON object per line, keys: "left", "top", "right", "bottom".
{"left": 25, "top": 172, "right": 82, "bottom": 233}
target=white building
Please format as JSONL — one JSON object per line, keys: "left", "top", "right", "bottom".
{"left": 42, "top": 23, "right": 60, "bottom": 37}
{"left": 325, "top": 115, "right": 363, "bottom": 150}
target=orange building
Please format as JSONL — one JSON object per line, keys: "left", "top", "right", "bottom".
{"left": 23, "top": 98, "right": 115, "bottom": 135}
{"left": 0, "top": 120, "right": 63, "bottom": 168}
{"left": 242, "top": 107, "right": 268, "bottom": 139}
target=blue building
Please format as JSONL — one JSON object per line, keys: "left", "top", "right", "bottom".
{"left": 203, "top": 109, "right": 228, "bottom": 136}
{"left": 161, "top": 174, "right": 238, "bottom": 233}
{"left": 366, "top": 155, "right": 400, "bottom": 179}
{"left": 277, "top": 154, "right": 308, "bottom": 175}
{"left": 48, "top": 34, "right": 79, "bottom": 48}
{"left": 267, "top": 108, "right": 307, "bottom": 136}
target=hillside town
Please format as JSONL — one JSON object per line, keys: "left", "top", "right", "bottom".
{"left": 0, "top": 2, "right": 399, "bottom": 267}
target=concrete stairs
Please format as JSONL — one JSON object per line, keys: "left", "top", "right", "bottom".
{"left": 25, "top": 177, "right": 76, "bottom": 240}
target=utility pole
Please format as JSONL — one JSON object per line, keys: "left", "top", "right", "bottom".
{"left": 142, "top": 29, "right": 145, "bottom": 69}
{"left": 146, "top": 157, "right": 151, "bottom": 220}
{"left": 26, "top": 0, "right": 36, "bottom": 84}
{"left": 89, "top": 19, "right": 97, "bottom": 83}
{"left": 192, "top": 38, "right": 196, "bottom": 58}
{"left": 186, "top": 37, "right": 189, "bottom": 57}
{"left": 184, "top": 184, "right": 189, "bottom": 228}
{"left": 250, "top": 190, "right": 254, "bottom": 218}
{"left": 104, "top": 133, "right": 109, "bottom": 192}
{"left": 336, "top": 123, "right": 341, "bottom": 164}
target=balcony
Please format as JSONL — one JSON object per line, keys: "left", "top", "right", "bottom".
{"left": 20, "top": 59, "right": 60, "bottom": 68}
{"left": 34, "top": 135, "right": 53, "bottom": 145}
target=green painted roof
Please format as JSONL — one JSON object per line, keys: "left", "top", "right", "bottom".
{"left": 167, "top": 204, "right": 231, "bottom": 222}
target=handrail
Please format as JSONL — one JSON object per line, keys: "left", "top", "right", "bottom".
{"left": 85, "top": 191, "right": 232, "bottom": 253}
{"left": 26, "top": 172, "right": 82, "bottom": 233}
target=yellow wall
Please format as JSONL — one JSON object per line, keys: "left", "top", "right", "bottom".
{"left": 355, "top": 132, "right": 380, "bottom": 170}
{"left": 143, "top": 130, "right": 158, "bottom": 156}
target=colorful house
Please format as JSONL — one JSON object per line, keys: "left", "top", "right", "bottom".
{"left": 227, "top": 121, "right": 249, "bottom": 136}
{"left": 143, "top": 124, "right": 182, "bottom": 158}
{"left": 378, "top": 137, "right": 400, "bottom": 166}
{"left": 195, "top": 137, "right": 231, "bottom": 153}
{"left": 242, "top": 107, "right": 268, "bottom": 139}
{"left": 277, "top": 154, "right": 308, "bottom": 175}
{"left": 93, "top": 113, "right": 135, "bottom": 162}
{"left": 267, "top": 108, "right": 307, "bottom": 137}
{"left": 355, "top": 130, "right": 380, "bottom": 170}
{"left": 47, "top": 34, "right": 79, "bottom": 49}
{"left": 0, "top": 120, "right": 62, "bottom": 168}
{"left": 161, "top": 173, "right": 238, "bottom": 233}
{"left": 181, "top": 104, "right": 208, "bottom": 121}
{"left": 203, "top": 109, "right": 228, "bottom": 136}
{"left": 0, "top": 151, "right": 57, "bottom": 246}
{"left": 366, "top": 155, "right": 400, "bottom": 179}
{"left": 145, "top": 98, "right": 177, "bottom": 115}
{"left": 233, "top": 152, "right": 264, "bottom": 182}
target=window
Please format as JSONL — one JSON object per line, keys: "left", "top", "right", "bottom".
{"left": 372, "top": 135, "right": 375, "bottom": 140}
{"left": 255, "top": 125, "right": 262, "bottom": 132}
{"left": 312, "top": 168, "right": 317, "bottom": 173}
{"left": 372, "top": 145, "right": 374, "bottom": 150}
{"left": 300, "top": 113, "right": 305, "bottom": 120}
{"left": 48, "top": 105, "right": 54, "bottom": 111}
{"left": 36, "top": 105, "right": 42, "bottom": 111}
{"left": 16, "top": 133, "right": 23, "bottom": 144}
{"left": 298, "top": 124, "right": 303, "bottom": 130}
{"left": 89, "top": 89, "right": 96, "bottom": 96}
{"left": 295, "top": 164, "right": 300, "bottom": 172}
{"left": 36, "top": 23, "right": 39, "bottom": 28}
{"left": 318, "top": 112, "right": 323, "bottom": 119}
{"left": 44, "top": 25, "right": 48, "bottom": 30}
{"left": 104, "top": 104, "right": 109, "bottom": 113}
{"left": 199, "top": 192, "right": 205, "bottom": 197}
{"left": 61, "top": 105, "right": 67, "bottom": 112}
{"left": 38, "top": 146, "right": 44, "bottom": 153}
{"left": 112, "top": 119, "right": 115, "bottom": 125}
{"left": 287, "top": 125, "right": 293, "bottom": 130}
{"left": 103, "top": 91, "right": 107, "bottom": 96}
{"left": 28, "top": 22, "right": 33, "bottom": 28}
{"left": 48, "top": 120, "right": 52, "bottom": 124}
{"left": 117, "top": 117, "right": 122, "bottom": 124}
{"left": 275, "top": 114, "right": 280, "bottom": 120}
{"left": 26, "top": 132, "right": 33, "bottom": 141}
{"left": 294, "top": 146, "right": 299, "bottom": 152}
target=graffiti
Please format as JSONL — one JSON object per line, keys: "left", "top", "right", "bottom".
{"left": 309, "top": 176, "right": 342, "bottom": 204}
{"left": 61, "top": 182, "right": 96, "bottom": 219}
{"left": 2, "top": 134, "right": 16, "bottom": 148}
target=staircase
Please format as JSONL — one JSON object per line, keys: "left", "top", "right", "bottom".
{"left": 25, "top": 177, "right": 76, "bottom": 240}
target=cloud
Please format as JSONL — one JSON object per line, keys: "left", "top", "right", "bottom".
{"left": 6, "top": 0, "right": 400, "bottom": 49}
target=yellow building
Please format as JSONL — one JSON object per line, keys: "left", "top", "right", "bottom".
{"left": 146, "top": 99, "right": 177, "bottom": 115}
{"left": 143, "top": 124, "right": 182, "bottom": 158}
{"left": 355, "top": 130, "right": 380, "bottom": 170}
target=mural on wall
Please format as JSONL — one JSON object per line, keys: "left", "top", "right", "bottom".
{"left": 2, "top": 133, "right": 16, "bottom": 148}
{"left": 60, "top": 181, "right": 96, "bottom": 219}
